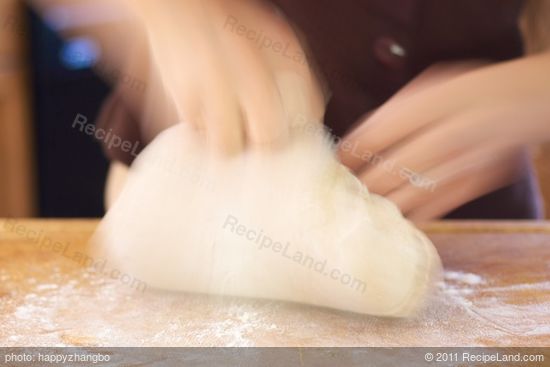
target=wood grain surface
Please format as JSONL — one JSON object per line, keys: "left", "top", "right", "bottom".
{"left": 0, "top": 0, "right": 36, "bottom": 217}
{"left": 0, "top": 219, "right": 549, "bottom": 347}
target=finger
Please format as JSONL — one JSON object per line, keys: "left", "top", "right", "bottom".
{"left": 213, "top": 3, "right": 289, "bottom": 151}
{"left": 184, "top": 99, "right": 206, "bottom": 134}
{"left": 139, "top": 4, "right": 207, "bottom": 136}
{"left": 404, "top": 148, "right": 526, "bottom": 220}
{"left": 357, "top": 109, "right": 494, "bottom": 196}
{"left": 178, "top": 5, "right": 246, "bottom": 156}
{"left": 149, "top": 64, "right": 207, "bottom": 138}
{"left": 387, "top": 61, "right": 489, "bottom": 104}
{"left": 249, "top": 10, "right": 326, "bottom": 125}
{"left": 385, "top": 142, "right": 519, "bottom": 214}
{"left": 238, "top": 56, "right": 289, "bottom": 150}
{"left": 338, "top": 62, "right": 486, "bottom": 172}
{"left": 199, "top": 55, "right": 246, "bottom": 155}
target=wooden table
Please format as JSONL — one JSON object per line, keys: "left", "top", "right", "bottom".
{"left": 0, "top": 219, "right": 549, "bottom": 347}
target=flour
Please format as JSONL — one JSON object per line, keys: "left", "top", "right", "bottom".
{"left": 527, "top": 325, "right": 550, "bottom": 336}
{"left": 444, "top": 271, "right": 485, "bottom": 285}
{"left": 439, "top": 270, "right": 549, "bottom": 341}
{"left": 1, "top": 268, "right": 548, "bottom": 347}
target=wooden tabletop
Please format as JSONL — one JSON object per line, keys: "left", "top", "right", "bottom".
{"left": 0, "top": 219, "right": 549, "bottom": 347}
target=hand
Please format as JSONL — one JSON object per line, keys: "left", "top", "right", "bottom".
{"left": 124, "top": 0, "right": 325, "bottom": 155}
{"left": 338, "top": 53, "right": 550, "bottom": 220}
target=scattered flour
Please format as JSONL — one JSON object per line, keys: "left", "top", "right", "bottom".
{"left": 1, "top": 268, "right": 548, "bottom": 347}
{"left": 444, "top": 271, "right": 485, "bottom": 285}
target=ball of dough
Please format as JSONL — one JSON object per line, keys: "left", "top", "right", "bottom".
{"left": 92, "top": 123, "right": 441, "bottom": 317}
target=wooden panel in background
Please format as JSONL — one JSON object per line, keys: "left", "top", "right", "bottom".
{"left": 0, "top": 0, "right": 36, "bottom": 217}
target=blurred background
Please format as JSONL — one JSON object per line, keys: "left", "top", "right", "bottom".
{"left": 1, "top": 0, "right": 110, "bottom": 217}
{"left": 0, "top": 0, "right": 549, "bottom": 218}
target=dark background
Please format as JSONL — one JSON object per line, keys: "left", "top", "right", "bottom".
{"left": 28, "top": 7, "right": 110, "bottom": 217}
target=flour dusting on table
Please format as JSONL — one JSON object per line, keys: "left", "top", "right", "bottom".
{"left": 1, "top": 265, "right": 548, "bottom": 347}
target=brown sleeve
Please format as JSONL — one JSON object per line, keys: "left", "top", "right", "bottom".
{"left": 95, "top": 89, "right": 144, "bottom": 166}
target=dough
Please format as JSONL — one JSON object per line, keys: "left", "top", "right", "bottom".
{"left": 92, "top": 123, "right": 441, "bottom": 317}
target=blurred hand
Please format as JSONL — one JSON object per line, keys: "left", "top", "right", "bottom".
{"left": 126, "top": 0, "right": 324, "bottom": 155}
{"left": 338, "top": 53, "right": 550, "bottom": 220}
